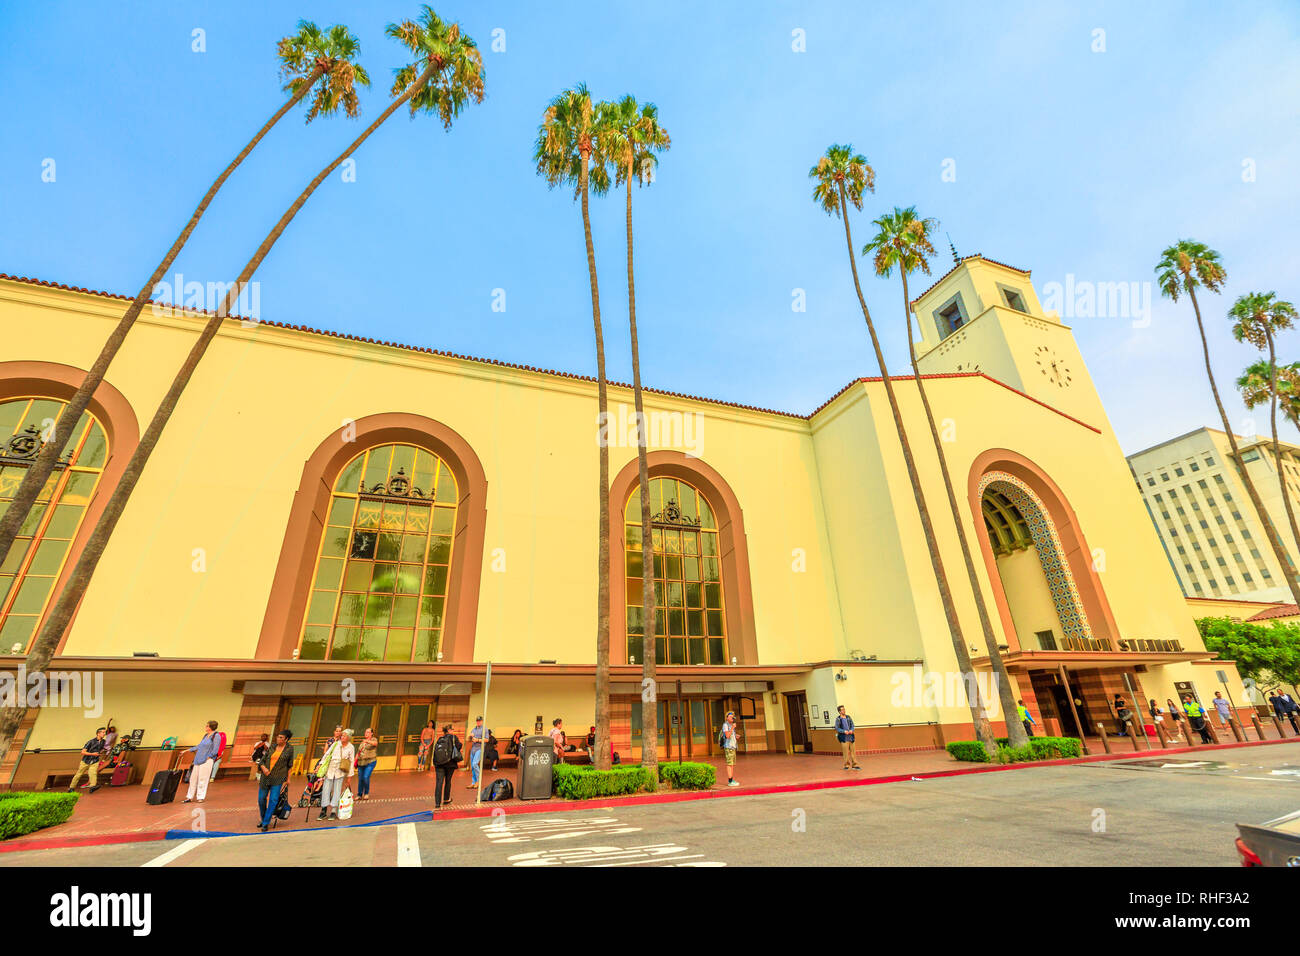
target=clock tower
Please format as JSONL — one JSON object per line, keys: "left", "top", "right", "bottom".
{"left": 911, "top": 255, "right": 1109, "bottom": 428}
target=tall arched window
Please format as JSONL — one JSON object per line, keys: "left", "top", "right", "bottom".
{"left": 624, "top": 476, "right": 727, "bottom": 666}
{"left": 298, "top": 443, "right": 459, "bottom": 662}
{"left": 0, "top": 397, "right": 108, "bottom": 651}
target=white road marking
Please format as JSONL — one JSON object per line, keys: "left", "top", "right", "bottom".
{"left": 396, "top": 822, "right": 421, "bottom": 867}
{"left": 141, "top": 838, "right": 205, "bottom": 868}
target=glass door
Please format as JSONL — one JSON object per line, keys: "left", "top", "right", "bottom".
{"left": 284, "top": 704, "right": 315, "bottom": 775}
{"left": 400, "top": 703, "right": 432, "bottom": 770}
{"left": 689, "top": 699, "right": 708, "bottom": 757}
{"left": 375, "top": 704, "right": 403, "bottom": 771}
{"left": 310, "top": 704, "right": 346, "bottom": 774}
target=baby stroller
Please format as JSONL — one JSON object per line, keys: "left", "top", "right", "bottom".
{"left": 296, "top": 774, "right": 324, "bottom": 821}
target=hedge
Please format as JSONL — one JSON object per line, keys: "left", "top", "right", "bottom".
{"left": 0, "top": 791, "right": 78, "bottom": 840}
{"left": 552, "top": 764, "right": 656, "bottom": 800}
{"left": 658, "top": 761, "right": 716, "bottom": 790}
{"left": 946, "top": 736, "right": 1082, "bottom": 764}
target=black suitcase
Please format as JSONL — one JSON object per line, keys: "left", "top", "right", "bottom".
{"left": 146, "top": 768, "right": 183, "bottom": 805}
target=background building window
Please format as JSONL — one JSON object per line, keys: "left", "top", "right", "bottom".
{"left": 297, "top": 443, "right": 458, "bottom": 663}
{"left": 0, "top": 397, "right": 108, "bottom": 652}
{"left": 625, "top": 476, "right": 726, "bottom": 666}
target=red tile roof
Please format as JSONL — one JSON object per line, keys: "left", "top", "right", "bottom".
{"left": 1246, "top": 604, "right": 1300, "bottom": 622}
{"left": 0, "top": 271, "right": 1095, "bottom": 431}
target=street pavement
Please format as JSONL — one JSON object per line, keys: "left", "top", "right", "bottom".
{"left": 6, "top": 743, "right": 1300, "bottom": 867}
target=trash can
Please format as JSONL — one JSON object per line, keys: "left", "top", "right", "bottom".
{"left": 517, "top": 735, "right": 555, "bottom": 800}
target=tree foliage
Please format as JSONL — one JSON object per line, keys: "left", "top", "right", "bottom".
{"left": 1197, "top": 615, "right": 1300, "bottom": 688}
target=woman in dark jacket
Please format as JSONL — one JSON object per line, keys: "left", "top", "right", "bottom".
{"left": 256, "top": 730, "right": 295, "bottom": 832}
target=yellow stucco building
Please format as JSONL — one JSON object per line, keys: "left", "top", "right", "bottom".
{"left": 0, "top": 256, "right": 1247, "bottom": 785}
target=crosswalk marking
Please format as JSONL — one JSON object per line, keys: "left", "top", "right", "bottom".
{"left": 396, "top": 823, "right": 421, "bottom": 867}
{"left": 141, "top": 838, "right": 205, "bottom": 868}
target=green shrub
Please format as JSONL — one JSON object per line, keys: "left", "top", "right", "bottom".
{"left": 658, "top": 761, "right": 716, "bottom": 790}
{"left": 946, "top": 741, "right": 992, "bottom": 763}
{"left": 0, "top": 791, "right": 78, "bottom": 840}
{"left": 948, "top": 736, "right": 1082, "bottom": 764}
{"left": 552, "top": 764, "right": 656, "bottom": 800}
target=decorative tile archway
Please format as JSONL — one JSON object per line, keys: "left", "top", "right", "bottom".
{"left": 978, "top": 470, "right": 1094, "bottom": 644}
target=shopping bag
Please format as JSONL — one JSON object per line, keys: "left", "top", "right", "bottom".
{"left": 338, "top": 787, "right": 354, "bottom": 821}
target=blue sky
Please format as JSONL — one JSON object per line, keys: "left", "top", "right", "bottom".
{"left": 1, "top": 0, "right": 1298, "bottom": 454}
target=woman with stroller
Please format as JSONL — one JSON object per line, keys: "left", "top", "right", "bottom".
{"left": 316, "top": 729, "right": 355, "bottom": 821}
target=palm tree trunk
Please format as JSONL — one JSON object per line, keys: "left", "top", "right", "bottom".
{"left": 0, "top": 65, "right": 326, "bottom": 573}
{"left": 835, "top": 183, "right": 995, "bottom": 752}
{"left": 900, "top": 272, "right": 1027, "bottom": 747}
{"left": 0, "top": 64, "right": 435, "bottom": 764}
{"left": 626, "top": 171, "right": 658, "bottom": 773}
{"left": 1266, "top": 330, "right": 1300, "bottom": 603}
{"left": 579, "top": 143, "right": 612, "bottom": 771}
{"left": 1189, "top": 286, "right": 1300, "bottom": 606}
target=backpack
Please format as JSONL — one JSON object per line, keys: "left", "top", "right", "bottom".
{"left": 487, "top": 778, "right": 514, "bottom": 801}
{"left": 432, "top": 734, "right": 460, "bottom": 767}
{"left": 611, "top": 752, "right": 620, "bottom": 765}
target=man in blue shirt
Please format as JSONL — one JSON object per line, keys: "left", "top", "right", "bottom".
{"left": 466, "top": 716, "right": 486, "bottom": 789}
{"left": 834, "top": 706, "right": 861, "bottom": 770}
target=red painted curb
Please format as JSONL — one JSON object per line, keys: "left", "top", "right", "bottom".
{"left": 0, "top": 828, "right": 171, "bottom": 854}
{"left": 4, "top": 736, "right": 1293, "bottom": 847}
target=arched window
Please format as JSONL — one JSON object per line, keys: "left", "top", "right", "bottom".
{"left": 0, "top": 397, "right": 109, "bottom": 651}
{"left": 624, "top": 476, "right": 727, "bottom": 666}
{"left": 298, "top": 443, "right": 459, "bottom": 662}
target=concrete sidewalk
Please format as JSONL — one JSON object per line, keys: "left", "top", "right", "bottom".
{"left": 4, "top": 729, "right": 1295, "bottom": 851}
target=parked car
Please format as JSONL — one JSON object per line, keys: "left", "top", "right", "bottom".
{"left": 1235, "top": 808, "right": 1300, "bottom": 866}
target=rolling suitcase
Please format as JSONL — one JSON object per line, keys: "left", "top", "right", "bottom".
{"left": 110, "top": 762, "right": 134, "bottom": 787}
{"left": 146, "top": 768, "right": 183, "bottom": 805}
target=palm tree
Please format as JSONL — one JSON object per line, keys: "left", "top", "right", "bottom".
{"left": 863, "top": 206, "right": 1027, "bottom": 747}
{"left": 1238, "top": 360, "right": 1300, "bottom": 430}
{"left": 1231, "top": 292, "right": 1300, "bottom": 596}
{"left": 0, "top": 21, "right": 369, "bottom": 574}
{"left": 1156, "top": 243, "right": 1300, "bottom": 606}
{"left": 0, "top": 8, "right": 483, "bottom": 762}
{"left": 810, "top": 146, "right": 995, "bottom": 753}
{"left": 535, "top": 85, "right": 615, "bottom": 769}
{"left": 596, "top": 95, "right": 670, "bottom": 772}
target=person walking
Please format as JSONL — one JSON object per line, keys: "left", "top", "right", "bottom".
{"left": 355, "top": 728, "right": 378, "bottom": 800}
{"left": 834, "top": 705, "right": 861, "bottom": 770}
{"left": 466, "top": 716, "right": 487, "bottom": 789}
{"left": 183, "top": 720, "right": 222, "bottom": 804}
{"left": 316, "top": 729, "right": 355, "bottom": 821}
{"left": 1210, "top": 691, "right": 1233, "bottom": 732}
{"left": 255, "top": 730, "right": 294, "bottom": 831}
{"left": 431, "top": 723, "right": 461, "bottom": 810}
{"left": 720, "top": 710, "right": 739, "bottom": 787}
{"left": 67, "top": 727, "right": 108, "bottom": 794}
{"left": 1279, "top": 691, "right": 1300, "bottom": 734}
{"left": 1270, "top": 692, "right": 1300, "bottom": 735}
{"left": 417, "top": 720, "right": 436, "bottom": 772}
{"left": 1183, "top": 695, "right": 1213, "bottom": 744}
{"left": 1016, "top": 700, "right": 1036, "bottom": 739}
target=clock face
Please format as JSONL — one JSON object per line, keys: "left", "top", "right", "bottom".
{"left": 1034, "top": 345, "right": 1072, "bottom": 388}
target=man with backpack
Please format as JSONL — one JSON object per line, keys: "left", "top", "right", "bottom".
{"left": 720, "top": 710, "right": 739, "bottom": 787}
{"left": 431, "top": 723, "right": 461, "bottom": 809}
